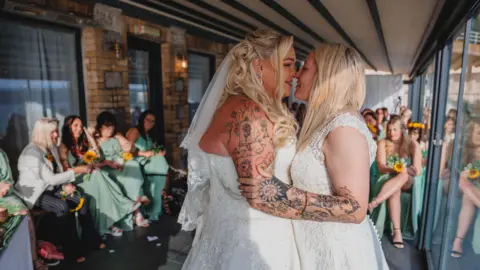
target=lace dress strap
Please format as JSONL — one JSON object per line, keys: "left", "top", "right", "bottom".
{"left": 309, "top": 113, "right": 377, "bottom": 165}
{"left": 178, "top": 147, "right": 211, "bottom": 231}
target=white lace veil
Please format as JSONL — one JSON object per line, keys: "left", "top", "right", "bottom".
{"left": 177, "top": 52, "right": 232, "bottom": 232}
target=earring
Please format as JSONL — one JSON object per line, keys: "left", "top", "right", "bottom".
{"left": 256, "top": 73, "right": 263, "bottom": 84}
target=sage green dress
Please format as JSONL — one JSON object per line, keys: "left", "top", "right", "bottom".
{"left": 68, "top": 152, "right": 136, "bottom": 235}
{"left": 370, "top": 158, "right": 426, "bottom": 240}
{"left": 135, "top": 135, "right": 169, "bottom": 220}
{"left": 0, "top": 149, "right": 27, "bottom": 249}
{"left": 99, "top": 138, "right": 145, "bottom": 202}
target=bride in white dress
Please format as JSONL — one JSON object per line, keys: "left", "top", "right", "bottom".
{"left": 179, "top": 29, "right": 300, "bottom": 269}
{"left": 239, "top": 44, "right": 389, "bottom": 269}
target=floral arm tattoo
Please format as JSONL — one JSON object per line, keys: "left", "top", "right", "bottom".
{"left": 254, "top": 176, "right": 362, "bottom": 223}
{"left": 224, "top": 99, "right": 275, "bottom": 179}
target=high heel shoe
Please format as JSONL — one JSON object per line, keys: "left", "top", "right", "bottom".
{"left": 392, "top": 228, "right": 404, "bottom": 249}
{"left": 451, "top": 237, "right": 464, "bottom": 258}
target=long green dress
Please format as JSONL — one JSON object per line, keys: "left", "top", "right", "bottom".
{"left": 135, "top": 135, "right": 169, "bottom": 220}
{"left": 0, "top": 149, "right": 27, "bottom": 249}
{"left": 99, "top": 138, "right": 145, "bottom": 202}
{"left": 68, "top": 152, "right": 136, "bottom": 235}
{"left": 370, "top": 159, "right": 426, "bottom": 240}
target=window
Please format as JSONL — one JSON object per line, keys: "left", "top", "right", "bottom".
{"left": 0, "top": 17, "right": 82, "bottom": 176}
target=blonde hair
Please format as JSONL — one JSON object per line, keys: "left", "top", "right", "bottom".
{"left": 462, "top": 118, "right": 480, "bottom": 164}
{"left": 32, "top": 118, "right": 59, "bottom": 150}
{"left": 385, "top": 116, "right": 412, "bottom": 156}
{"left": 219, "top": 29, "right": 297, "bottom": 146}
{"left": 298, "top": 43, "right": 366, "bottom": 150}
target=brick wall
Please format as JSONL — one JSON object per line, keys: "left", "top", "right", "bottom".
{"left": 82, "top": 27, "right": 130, "bottom": 129}
{"left": 81, "top": 15, "right": 232, "bottom": 168}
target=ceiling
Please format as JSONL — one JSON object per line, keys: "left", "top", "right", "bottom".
{"left": 109, "top": 0, "right": 480, "bottom": 76}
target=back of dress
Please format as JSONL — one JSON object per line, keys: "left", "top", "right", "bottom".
{"left": 179, "top": 139, "right": 300, "bottom": 270}
{"left": 290, "top": 113, "right": 389, "bottom": 270}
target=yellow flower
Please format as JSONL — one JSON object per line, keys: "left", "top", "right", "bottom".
{"left": 393, "top": 162, "right": 404, "bottom": 173}
{"left": 121, "top": 152, "right": 133, "bottom": 162}
{"left": 70, "top": 198, "right": 85, "bottom": 213}
{"left": 83, "top": 150, "right": 97, "bottom": 164}
{"left": 468, "top": 168, "right": 479, "bottom": 179}
{"left": 367, "top": 123, "right": 377, "bottom": 134}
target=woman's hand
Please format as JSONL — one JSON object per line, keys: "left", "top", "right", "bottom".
{"left": 237, "top": 176, "right": 262, "bottom": 201}
{"left": 142, "top": 150, "right": 155, "bottom": 158}
{"left": 104, "top": 160, "right": 123, "bottom": 170}
{"left": 407, "top": 165, "right": 417, "bottom": 177}
{"left": 0, "top": 182, "right": 10, "bottom": 198}
{"left": 156, "top": 150, "right": 166, "bottom": 156}
{"left": 73, "top": 165, "right": 91, "bottom": 174}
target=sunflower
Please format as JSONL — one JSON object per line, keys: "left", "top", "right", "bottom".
{"left": 367, "top": 123, "right": 378, "bottom": 134}
{"left": 83, "top": 150, "right": 97, "bottom": 164}
{"left": 121, "top": 152, "right": 133, "bottom": 162}
{"left": 469, "top": 168, "right": 480, "bottom": 179}
{"left": 70, "top": 197, "right": 85, "bottom": 213}
{"left": 393, "top": 162, "right": 405, "bottom": 173}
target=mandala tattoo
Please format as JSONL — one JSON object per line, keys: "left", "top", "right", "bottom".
{"left": 258, "top": 176, "right": 290, "bottom": 202}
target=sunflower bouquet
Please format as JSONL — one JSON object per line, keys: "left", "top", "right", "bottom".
{"left": 387, "top": 154, "right": 408, "bottom": 174}
{"left": 464, "top": 160, "right": 480, "bottom": 180}
{"left": 81, "top": 149, "right": 101, "bottom": 165}
{"left": 120, "top": 152, "right": 133, "bottom": 162}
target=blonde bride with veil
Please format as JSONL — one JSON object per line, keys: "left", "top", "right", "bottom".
{"left": 178, "top": 29, "right": 300, "bottom": 270}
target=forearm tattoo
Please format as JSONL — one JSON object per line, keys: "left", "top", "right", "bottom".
{"left": 255, "top": 176, "right": 362, "bottom": 223}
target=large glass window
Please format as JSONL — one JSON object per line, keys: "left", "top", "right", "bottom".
{"left": 0, "top": 17, "right": 81, "bottom": 176}
{"left": 425, "top": 24, "right": 466, "bottom": 270}
{"left": 438, "top": 16, "right": 480, "bottom": 269}
{"left": 188, "top": 52, "right": 213, "bottom": 123}
{"left": 128, "top": 49, "right": 149, "bottom": 126}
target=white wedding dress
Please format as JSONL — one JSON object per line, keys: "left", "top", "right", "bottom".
{"left": 290, "top": 113, "right": 389, "bottom": 270}
{"left": 179, "top": 139, "right": 301, "bottom": 270}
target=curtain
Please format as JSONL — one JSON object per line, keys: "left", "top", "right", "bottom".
{"left": 0, "top": 18, "right": 80, "bottom": 179}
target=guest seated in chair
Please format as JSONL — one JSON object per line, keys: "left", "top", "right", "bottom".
{"left": 59, "top": 115, "right": 141, "bottom": 236}
{"left": 15, "top": 118, "right": 103, "bottom": 263}
{"left": 126, "top": 110, "right": 169, "bottom": 221}
{"left": 368, "top": 116, "right": 422, "bottom": 248}
{"left": 94, "top": 111, "right": 149, "bottom": 227}
{"left": 0, "top": 148, "right": 48, "bottom": 269}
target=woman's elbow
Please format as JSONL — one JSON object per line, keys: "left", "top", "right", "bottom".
{"left": 352, "top": 207, "right": 368, "bottom": 224}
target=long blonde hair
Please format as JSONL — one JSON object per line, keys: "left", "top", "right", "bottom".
{"left": 32, "top": 118, "right": 59, "bottom": 150}
{"left": 385, "top": 116, "right": 412, "bottom": 157}
{"left": 298, "top": 44, "right": 366, "bottom": 150}
{"left": 219, "top": 29, "right": 297, "bottom": 146}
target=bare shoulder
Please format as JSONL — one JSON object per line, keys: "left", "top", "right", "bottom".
{"left": 324, "top": 126, "right": 367, "bottom": 153}
{"left": 126, "top": 127, "right": 139, "bottom": 137}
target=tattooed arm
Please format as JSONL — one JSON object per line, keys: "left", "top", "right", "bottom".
{"left": 239, "top": 127, "right": 370, "bottom": 224}
{"left": 201, "top": 97, "right": 275, "bottom": 181}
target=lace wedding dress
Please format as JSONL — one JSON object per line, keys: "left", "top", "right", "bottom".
{"left": 290, "top": 113, "right": 389, "bottom": 270}
{"left": 179, "top": 139, "right": 300, "bottom": 270}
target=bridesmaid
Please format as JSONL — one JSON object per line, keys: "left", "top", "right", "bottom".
{"left": 126, "top": 110, "right": 169, "bottom": 221}
{"left": 59, "top": 115, "right": 140, "bottom": 236}
{"left": 94, "top": 111, "right": 149, "bottom": 227}
{"left": 368, "top": 116, "right": 422, "bottom": 248}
